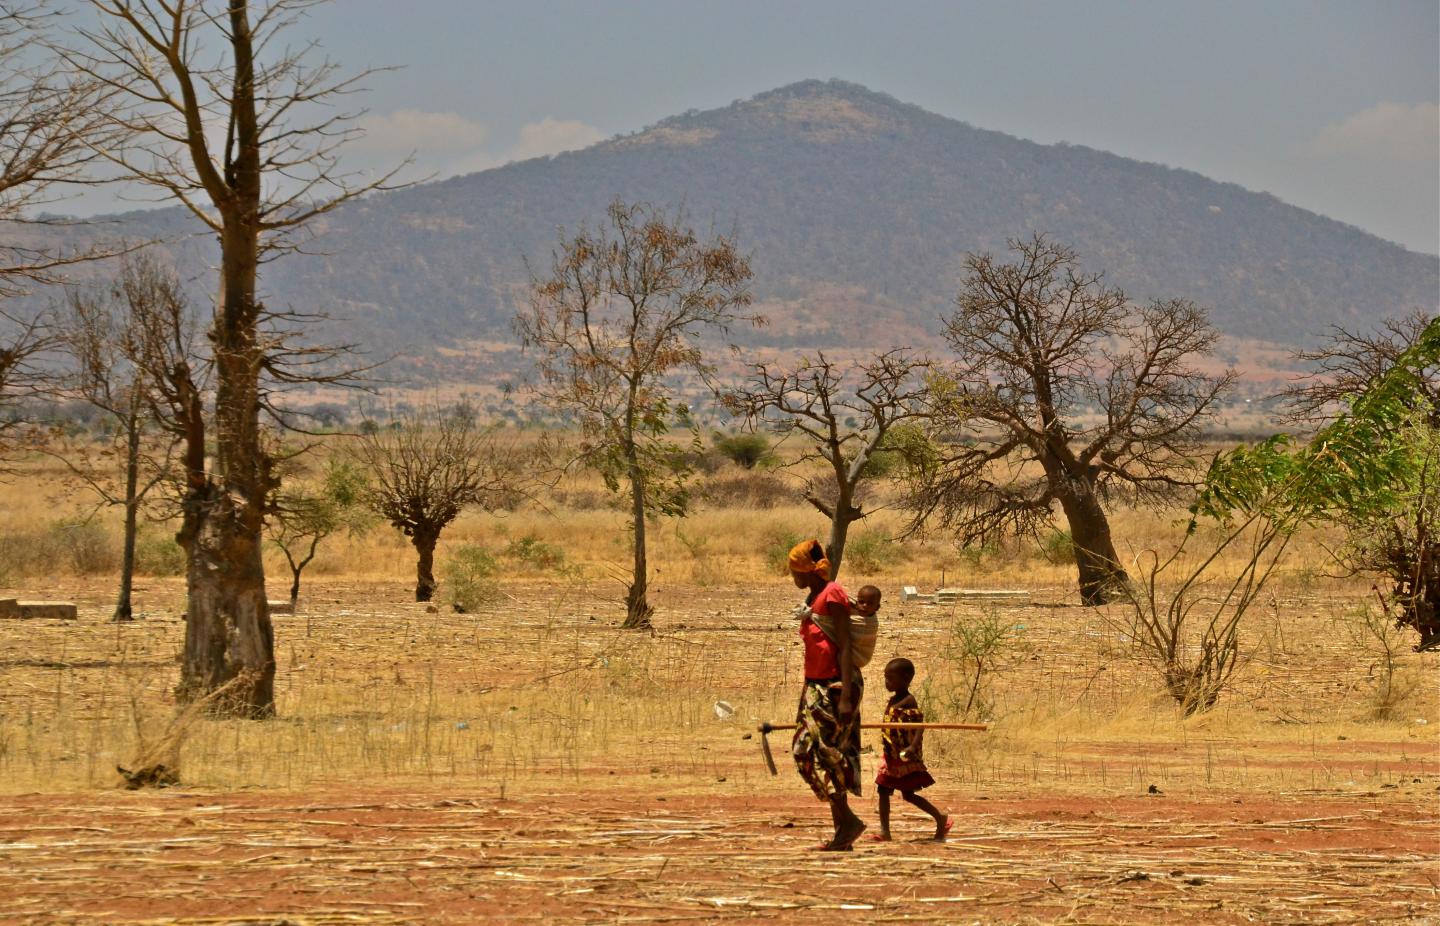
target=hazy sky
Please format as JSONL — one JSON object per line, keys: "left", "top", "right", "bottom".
{"left": 63, "top": 0, "right": 1440, "bottom": 254}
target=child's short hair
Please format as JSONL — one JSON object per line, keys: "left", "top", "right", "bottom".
{"left": 857, "top": 584, "right": 882, "bottom": 602}
{"left": 885, "top": 656, "right": 915, "bottom": 683}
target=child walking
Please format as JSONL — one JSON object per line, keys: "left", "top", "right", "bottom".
{"left": 874, "top": 657, "right": 952, "bottom": 842}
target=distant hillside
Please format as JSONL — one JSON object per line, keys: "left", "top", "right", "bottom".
{"left": 30, "top": 79, "right": 1440, "bottom": 373}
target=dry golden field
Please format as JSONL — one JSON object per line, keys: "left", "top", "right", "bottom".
{"left": 0, "top": 446, "right": 1436, "bottom": 924}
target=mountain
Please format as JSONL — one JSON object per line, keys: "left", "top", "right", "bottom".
{"left": 33, "top": 80, "right": 1440, "bottom": 374}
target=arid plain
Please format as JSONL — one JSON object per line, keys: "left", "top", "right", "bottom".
{"left": 1, "top": 451, "right": 1436, "bottom": 925}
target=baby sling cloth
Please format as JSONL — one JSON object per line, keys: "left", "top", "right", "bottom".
{"left": 805, "top": 608, "right": 879, "bottom": 669}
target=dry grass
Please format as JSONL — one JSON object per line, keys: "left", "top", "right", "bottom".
{"left": 0, "top": 572, "right": 1433, "bottom": 798}
{"left": 0, "top": 439, "right": 1433, "bottom": 803}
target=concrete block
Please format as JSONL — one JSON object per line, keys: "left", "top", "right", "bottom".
{"left": 934, "top": 587, "right": 1030, "bottom": 605}
{"left": 16, "top": 601, "right": 78, "bottom": 619}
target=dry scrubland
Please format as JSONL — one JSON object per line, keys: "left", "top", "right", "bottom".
{"left": 0, "top": 446, "right": 1437, "bottom": 923}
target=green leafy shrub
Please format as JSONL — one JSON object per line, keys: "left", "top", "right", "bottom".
{"left": 503, "top": 536, "right": 567, "bottom": 571}
{"left": 844, "top": 533, "right": 900, "bottom": 573}
{"left": 763, "top": 526, "right": 805, "bottom": 575}
{"left": 934, "top": 607, "right": 1026, "bottom": 721}
{"left": 1039, "top": 529, "right": 1074, "bottom": 564}
{"left": 136, "top": 529, "right": 186, "bottom": 576}
{"left": 712, "top": 432, "right": 776, "bottom": 470}
{"left": 958, "top": 541, "right": 1002, "bottom": 570}
{"left": 442, "top": 544, "right": 500, "bottom": 613}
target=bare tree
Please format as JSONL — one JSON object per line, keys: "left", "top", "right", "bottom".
{"left": 1281, "top": 309, "right": 1437, "bottom": 425}
{"left": 516, "top": 201, "right": 758, "bottom": 628}
{"left": 354, "top": 407, "right": 520, "bottom": 603}
{"left": 0, "top": 3, "right": 118, "bottom": 293}
{"left": 0, "top": 3, "right": 121, "bottom": 458}
{"left": 0, "top": 309, "right": 49, "bottom": 459}
{"left": 53, "top": 258, "right": 182, "bottom": 620}
{"left": 906, "top": 235, "right": 1234, "bottom": 605}
{"left": 114, "top": 254, "right": 210, "bottom": 594}
{"left": 64, "top": 1, "right": 403, "bottom": 715}
{"left": 725, "top": 349, "right": 930, "bottom": 579}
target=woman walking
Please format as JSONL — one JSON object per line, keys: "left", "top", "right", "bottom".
{"left": 787, "top": 539, "right": 866, "bottom": 850}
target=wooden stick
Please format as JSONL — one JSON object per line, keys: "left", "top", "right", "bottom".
{"left": 759, "top": 722, "right": 989, "bottom": 733}
{"left": 756, "top": 721, "right": 988, "bottom": 775}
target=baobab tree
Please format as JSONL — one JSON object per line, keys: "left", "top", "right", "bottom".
{"left": 725, "top": 349, "right": 930, "bottom": 579}
{"left": 516, "top": 201, "right": 758, "bottom": 628}
{"left": 354, "top": 407, "right": 521, "bottom": 603}
{"left": 64, "top": 1, "right": 403, "bottom": 715}
{"left": 906, "top": 235, "right": 1233, "bottom": 605}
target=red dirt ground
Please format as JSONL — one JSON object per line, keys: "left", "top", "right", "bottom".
{"left": 2, "top": 780, "right": 1436, "bottom": 924}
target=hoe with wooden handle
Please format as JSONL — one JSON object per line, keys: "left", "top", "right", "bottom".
{"left": 756, "top": 721, "right": 989, "bottom": 775}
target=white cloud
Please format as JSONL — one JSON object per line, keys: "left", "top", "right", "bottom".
{"left": 356, "top": 109, "right": 491, "bottom": 159}
{"left": 448, "top": 117, "right": 605, "bottom": 176}
{"left": 505, "top": 118, "right": 606, "bottom": 162}
{"left": 1309, "top": 102, "right": 1439, "bottom": 162}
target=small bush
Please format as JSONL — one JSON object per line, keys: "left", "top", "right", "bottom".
{"left": 935, "top": 608, "right": 1026, "bottom": 721}
{"left": 701, "top": 471, "right": 790, "bottom": 509}
{"left": 1344, "top": 603, "right": 1423, "bottom": 721}
{"left": 763, "top": 525, "right": 805, "bottom": 576}
{"left": 681, "top": 445, "right": 727, "bottom": 475}
{"left": 49, "top": 517, "right": 118, "bottom": 575}
{"left": 859, "top": 450, "right": 898, "bottom": 479}
{"left": 136, "top": 529, "right": 186, "bottom": 576}
{"left": 503, "top": 536, "right": 567, "bottom": 571}
{"left": 553, "top": 488, "right": 609, "bottom": 511}
{"left": 958, "top": 541, "right": 1002, "bottom": 570}
{"left": 0, "top": 524, "right": 42, "bottom": 579}
{"left": 1039, "top": 529, "right": 1073, "bottom": 564}
{"left": 442, "top": 544, "right": 500, "bottom": 613}
{"left": 712, "top": 432, "right": 776, "bottom": 470}
{"left": 844, "top": 533, "right": 900, "bottom": 573}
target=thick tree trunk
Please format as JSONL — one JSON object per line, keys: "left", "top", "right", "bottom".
{"left": 623, "top": 453, "right": 652, "bottom": 629}
{"left": 177, "top": 141, "right": 277, "bottom": 714}
{"left": 413, "top": 527, "right": 439, "bottom": 602}
{"left": 113, "top": 415, "right": 140, "bottom": 622}
{"left": 1055, "top": 479, "right": 1127, "bottom": 606}
{"left": 177, "top": 484, "right": 275, "bottom": 717}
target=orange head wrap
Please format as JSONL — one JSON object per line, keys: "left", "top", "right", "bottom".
{"left": 787, "top": 539, "right": 831, "bottom": 581}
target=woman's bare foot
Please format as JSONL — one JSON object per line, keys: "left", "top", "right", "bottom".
{"left": 933, "top": 816, "right": 953, "bottom": 842}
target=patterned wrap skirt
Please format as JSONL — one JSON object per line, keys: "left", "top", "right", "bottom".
{"left": 792, "top": 675, "right": 864, "bottom": 801}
